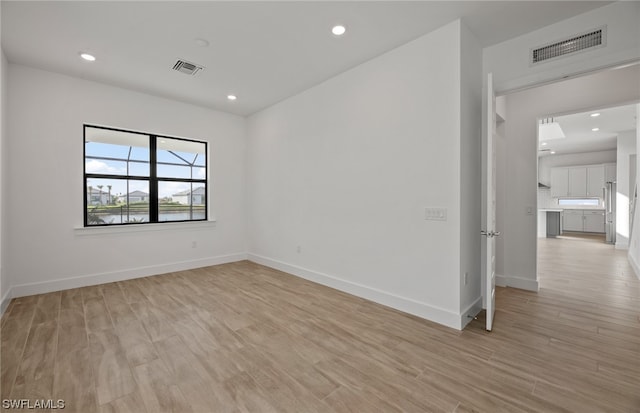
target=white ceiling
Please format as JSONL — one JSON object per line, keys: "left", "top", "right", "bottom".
{"left": 2, "top": 1, "right": 611, "bottom": 116}
{"left": 539, "top": 102, "right": 638, "bottom": 156}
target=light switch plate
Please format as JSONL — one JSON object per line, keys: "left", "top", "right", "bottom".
{"left": 425, "top": 207, "right": 447, "bottom": 221}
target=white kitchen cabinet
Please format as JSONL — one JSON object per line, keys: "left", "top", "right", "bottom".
{"left": 584, "top": 210, "right": 605, "bottom": 233}
{"left": 587, "top": 166, "right": 605, "bottom": 198}
{"left": 550, "top": 168, "right": 569, "bottom": 197}
{"left": 568, "top": 167, "right": 587, "bottom": 197}
{"left": 550, "top": 164, "right": 615, "bottom": 198}
{"left": 562, "top": 209, "right": 605, "bottom": 233}
{"left": 563, "top": 210, "right": 584, "bottom": 232}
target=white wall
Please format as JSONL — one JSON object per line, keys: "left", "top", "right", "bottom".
{"left": 0, "top": 47, "right": 7, "bottom": 314}
{"left": 496, "top": 65, "right": 640, "bottom": 289}
{"left": 484, "top": 2, "right": 640, "bottom": 93}
{"left": 616, "top": 130, "right": 636, "bottom": 249}
{"left": 538, "top": 150, "right": 616, "bottom": 186}
{"left": 628, "top": 106, "right": 640, "bottom": 279}
{"left": 5, "top": 64, "right": 247, "bottom": 297}
{"left": 459, "top": 22, "right": 482, "bottom": 316}
{"left": 247, "top": 20, "right": 479, "bottom": 329}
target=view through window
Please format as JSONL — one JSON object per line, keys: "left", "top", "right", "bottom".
{"left": 84, "top": 125, "right": 207, "bottom": 226}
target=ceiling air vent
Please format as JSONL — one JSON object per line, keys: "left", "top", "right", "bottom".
{"left": 532, "top": 27, "right": 604, "bottom": 64}
{"left": 172, "top": 59, "right": 203, "bottom": 76}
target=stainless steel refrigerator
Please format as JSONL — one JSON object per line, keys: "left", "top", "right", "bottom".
{"left": 605, "top": 181, "right": 616, "bottom": 244}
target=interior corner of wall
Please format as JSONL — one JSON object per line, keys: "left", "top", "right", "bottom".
{"left": 495, "top": 273, "right": 539, "bottom": 292}
{"left": 0, "top": 285, "right": 12, "bottom": 317}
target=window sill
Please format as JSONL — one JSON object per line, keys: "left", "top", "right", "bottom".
{"left": 74, "top": 219, "right": 216, "bottom": 236}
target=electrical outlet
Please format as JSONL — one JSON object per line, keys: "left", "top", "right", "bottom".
{"left": 425, "top": 207, "right": 447, "bottom": 221}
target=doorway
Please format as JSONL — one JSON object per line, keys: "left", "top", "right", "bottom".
{"left": 536, "top": 103, "right": 638, "bottom": 246}
{"left": 491, "top": 63, "right": 640, "bottom": 297}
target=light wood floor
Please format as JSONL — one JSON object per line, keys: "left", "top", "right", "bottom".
{"left": 1, "top": 242, "right": 639, "bottom": 412}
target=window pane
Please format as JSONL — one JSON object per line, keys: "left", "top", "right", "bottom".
{"left": 157, "top": 137, "right": 206, "bottom": 178}
{"left": 157, "top": 164, "right": 192, "bottom": 179}
{"left": 558, "top": 198, "right": 600, "bottom": 206}
{"left": 193, "top": 167, "right": 207, "bottom": 179}
{"left": 85, "top": 159, "right": 127, "bottom": 175}
{"left": 128, "top": 161, "right": 150, "bottom": 177}
{"left": 86, "top": 178, "right": 149, "bottom": 225}
{"left": 158, "top": 181, "right": 206, "bottom": 222}
{"left": 85, "top": 126, "right": 150, "bottom": 176}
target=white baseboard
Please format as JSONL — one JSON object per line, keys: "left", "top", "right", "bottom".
{"left": 10, "top": 252, "right": 248, "bottom": 298}
{"left": 628, "top": 251, "right": 640, "bottom": 280}
{"left": 496, "top": 274, "right": 539, "bottom": 292}
{"left": 248, "top": 253, "right": 466, "bottom": 330}
{"left": 0, "top": 287, "right": 12, "bottom": 317}
{"left": 460, "top": 296, "right": 483, "bottom": 329}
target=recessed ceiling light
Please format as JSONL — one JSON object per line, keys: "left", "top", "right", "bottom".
{"left": 194, "top": 38, "right": 210, "bottom": 47}
{"left": 331, "top": 25, "right": 346, "bottom": 36}
{"left": 592, "top": 127, "right": 600, "bottom": 132}
{"left": 227, "top": 95, "right": 237, "bottom": 101}
{"left": 550, "top": 151, "right": 556, "bottom": 154}
{"left": 80, "top": 53, "right": 96, "bottom": 61}
{"left": 590, "top": 113, "right": 601, "bottom": 117}
{"left": 541, "top": 142, "right": 548, "bottom": 146}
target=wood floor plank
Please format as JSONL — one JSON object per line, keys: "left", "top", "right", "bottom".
{"left": 0, "top": 299, "right": 37, "bottom": 399}
{"left": 88, "top": 329, "right": 137, "bottom": 405}
{"left": 222, "top": 371, "right": 281, "bottom": 413}
{"left": 132, "top": 358, "right": 193, "bottom": 413}
{"left": 97, "top": 391, "right": 148, "bottom": 413}
{"left": 60, "top": 288, "right": 84, "bottom": 311}
{"left": 10, "top": 319, "right": 58, "bottom": 401}
{"left": 31, "top": 292, "right": 61, "bottom": 325}
{"left": 128, "top": 302, "right": 177, "bottom": 343}
{"left": 53, "top": 348, "right": 97, "bottom": 413}
{"left": 84, "top": 296, "right": 113, "bottom": 333}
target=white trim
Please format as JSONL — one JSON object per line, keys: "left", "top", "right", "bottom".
{"left": 628, "top": 251, "right": 640, "bottom": 281}
{"left": 0, "top": 287, "right": 12, "bottom": 317}
{"left": 460, "top": 296, "right": 483, "bottom": 329}
{"left": 495, "top": 273, "right": 539, "bottom": 292}
{"left": 247, "top": 253, "right": 465, "bottom": 330}
{"left": 10, "top": 252, "right": 247, "bottom": 298}
{"left": 74, "top": 219, "right": 216, "bottom": 236}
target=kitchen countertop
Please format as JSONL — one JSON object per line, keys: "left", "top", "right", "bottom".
{"left": 538, "top": 209, "right": 564, "bottom": 212}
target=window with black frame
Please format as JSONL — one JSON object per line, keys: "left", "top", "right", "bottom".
{"left": 84, "top": 125, "right": 207, "bottom": 226}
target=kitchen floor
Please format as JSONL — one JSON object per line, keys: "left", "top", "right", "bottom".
{"left": 538, "top": 231, "right": 630, "bottom": 296}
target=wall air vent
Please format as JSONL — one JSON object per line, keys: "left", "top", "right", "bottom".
{"left": 172, "top": 59, "right": 204, "bottom": 76}
{"left": 532, "top": 27, "right": 604, "bottom": 65}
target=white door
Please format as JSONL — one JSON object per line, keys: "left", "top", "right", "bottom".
{"left": 484, "top": 73, "right": 498, "bottom": 332}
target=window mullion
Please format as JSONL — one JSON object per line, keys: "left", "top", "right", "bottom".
{"left": 149, "top": 136, "right": 159, "bottom": 222}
